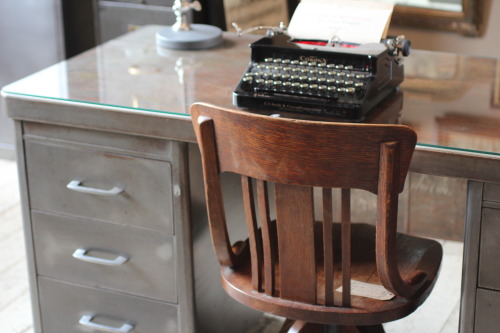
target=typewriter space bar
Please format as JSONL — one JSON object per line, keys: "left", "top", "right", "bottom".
{"left": 254, "top": 91, "right": 335, "bottom": 102}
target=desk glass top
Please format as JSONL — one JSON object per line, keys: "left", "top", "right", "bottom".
{"left": 3, "top": 26, "right": 500, "bottom": 157}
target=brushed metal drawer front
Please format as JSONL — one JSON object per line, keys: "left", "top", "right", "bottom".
{"left": 475, "top": 288, "right": 500, "bottom": 332}
{"left": 484, "top": 182, "right": 500, "bottom": 203}
{"left": 26, "top": 141, "right": 173, "bottom": 233}
{"left": 478, "top": 208, "right": 500, "bottom": 290}
{"left": 33, "top": 210, "right": 177, "bottom": 303}
{"left": 39, "top": 277, "right": 178, "bottom": 333}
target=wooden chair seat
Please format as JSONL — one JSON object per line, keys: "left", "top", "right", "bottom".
{"left": 222, "top": 222, "right": 442, "bottom": 327}
{"left": 190, "top": 103, "right": 443, "bottom": 332}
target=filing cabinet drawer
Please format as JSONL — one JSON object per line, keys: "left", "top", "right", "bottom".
{"left": 39, "top": 277, "right": 178, "bottom": 333}
{"left": 478, "top": 208, "right": 500, "bottom": 290}
{"left": 25, "top": 140, "right": 174, "bottom": 233}
{"left": 32, "top": 210, "right": 177, "bottom": 303}
{"left": 474, "top": 288, "right": 500, "bottom": 333}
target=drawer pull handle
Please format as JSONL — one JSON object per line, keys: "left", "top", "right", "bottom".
{"left": 67, "top": 180, "right": 123, "bottom": 196}
{"left": 79, "top": 314, "right": 134, "bottom": 333}
{"left": 73, "top": 248, "right": 129, "bottom": 266}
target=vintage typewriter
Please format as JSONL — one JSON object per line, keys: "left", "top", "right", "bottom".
{"left": 233, "top": 27, "right": 410, "bottom": 122}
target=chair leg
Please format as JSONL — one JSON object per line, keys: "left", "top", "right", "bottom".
{"left": 340, "top": 325, "right": 385, "bottom": 333}
{"left": 280, "top": 319, "right": 326, "bottom": 333}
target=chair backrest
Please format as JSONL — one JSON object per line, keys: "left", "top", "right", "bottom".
{"left": 191, "top": 102, "right": 419, "bottom": 307}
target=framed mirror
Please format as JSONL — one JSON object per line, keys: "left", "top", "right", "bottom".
{"left": 390, "top": 0, "right": 484, "bottom": 36}
{"left": 202, "top": 0, "right": 483, "bottom": 36}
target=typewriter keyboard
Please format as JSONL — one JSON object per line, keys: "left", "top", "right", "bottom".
{"left": 239, "top": 57, "right": 371, "bottom": 100}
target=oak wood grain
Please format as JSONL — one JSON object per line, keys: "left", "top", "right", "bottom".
{"left": 191, "top": 103, "right": 443, "bottom": 329}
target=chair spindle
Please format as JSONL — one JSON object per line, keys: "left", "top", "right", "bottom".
{"left": 241, "top": 175, "right": 263, "bottom": 291}
{"left": 341, "top": 188, "right": 352, "bottom": 307}
{"left": 257, "top": 180, "right": 276, "bottom": 296}
{"left": 322, "top": 188, "right": 334, "bottom": 306}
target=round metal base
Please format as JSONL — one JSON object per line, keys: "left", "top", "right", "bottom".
{"left": 156, "top": 24, "right": 223, "bottom": 50}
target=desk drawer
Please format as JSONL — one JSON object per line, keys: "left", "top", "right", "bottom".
{"left": 25, "top": 140, "right": 173, "bottom": 233}
{"left": 32, "top": 210, "right": 177, "bottom": 303}
{"left": 39, "top": 277, "right": 178, "bottom": 333}
{"left": 478, "top": 208, "right": 500, "bottom": 290}
{"left": 475, "top": 288, "right": 500, "bottom": 332}
{"left": 483, "top": 183, "right": 500, "bottom": 203}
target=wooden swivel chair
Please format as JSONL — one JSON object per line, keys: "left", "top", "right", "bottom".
{"left": 191, "top": 103, "right": 442, "bottom": 333}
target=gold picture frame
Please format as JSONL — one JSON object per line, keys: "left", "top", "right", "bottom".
{"left": 493, "top": 60, "right": 500, "bottom": 108}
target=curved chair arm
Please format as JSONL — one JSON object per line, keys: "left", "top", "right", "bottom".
{"left": 376, "top": 141, "right": 426, "bottom": 298}
{"left": 195, "top": 115, "right": 242, "bottom": 267}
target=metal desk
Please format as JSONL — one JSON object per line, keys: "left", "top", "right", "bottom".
{"left": 3, "top": 25, "right": 500, "bottom": 332}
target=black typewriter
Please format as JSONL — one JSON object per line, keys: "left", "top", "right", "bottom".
{"left": 233, "top": 32, "right": 410, "bottom": 122}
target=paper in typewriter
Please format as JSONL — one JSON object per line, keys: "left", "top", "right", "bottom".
{"left": 287, "top": 0, "right": 394, "bottom": 45}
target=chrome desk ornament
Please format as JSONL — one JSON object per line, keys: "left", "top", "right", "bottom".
{"left": 156, "top": 0, "right": 223, "bottom": 50}
{"left": 231, "top": 22, "right": 288, "bottom": 37}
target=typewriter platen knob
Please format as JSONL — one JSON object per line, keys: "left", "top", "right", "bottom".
{"left": 401, "top": 38, "right": 411, "bottom": 57}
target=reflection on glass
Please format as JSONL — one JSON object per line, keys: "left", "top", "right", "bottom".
{"left": 371, "top": 0, "right": 462, "bottom": 12}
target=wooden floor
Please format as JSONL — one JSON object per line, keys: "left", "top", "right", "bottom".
{"left": 0, "top": 158, "right": 462, "bottom": 333}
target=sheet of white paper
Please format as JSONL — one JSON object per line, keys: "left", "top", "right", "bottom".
{"left": 336, "top": 280, "right": 395, "bottom": 301}
{"left": 287, "top": 0, "right": 394, "bottom": 44}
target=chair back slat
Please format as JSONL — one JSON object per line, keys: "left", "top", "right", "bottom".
{"left": 192, "top": 104, "right": 415, "bottom": 195}
{"left": 241, "top": 175, "right": 263, "bottom": 291}
{"left": 256, "top": 180, "right": 276, "bottom": 296}
{"left": 275, "top": 183, "right": 317, "bottom": 304}
{"left": 322, "top": 188, "right": 334, "bottom": 306}
{"left": 341, "top": 188, "right": 352, "bottom": 307}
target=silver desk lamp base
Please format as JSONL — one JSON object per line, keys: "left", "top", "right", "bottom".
{"left": 156, "top": 24, "right": 223, "bottom": 50}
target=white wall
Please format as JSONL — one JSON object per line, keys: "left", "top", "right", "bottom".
{"left": 387, "top": 0, "right": 500, "bottom": 58}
